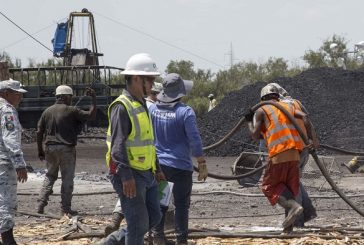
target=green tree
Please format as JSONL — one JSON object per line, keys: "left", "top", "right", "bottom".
{"left": 302, "top": 34, "right": 361, "bottom": 69}
{"left": 263, "top": 57, "right": 289, "bottom": 81}
{"left": 166, "top": 60, "right": 196, "bottom": 80}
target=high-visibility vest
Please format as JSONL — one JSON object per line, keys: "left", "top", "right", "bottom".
{"left": 105, "top": 94, "right": 156, "bottom": 172}
{"left": 261, "top": 102, "right": 304, "bottom": 158}
{"left": 281, "top": 98, "right": 308, "bottom": 143}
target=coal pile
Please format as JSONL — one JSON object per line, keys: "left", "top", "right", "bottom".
{"left": 198, "top": 68, "right": 364, "bottom": 156}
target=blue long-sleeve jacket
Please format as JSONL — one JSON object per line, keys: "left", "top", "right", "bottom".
{"left": 149, "top": 102, "right": 203, "bottom": 171}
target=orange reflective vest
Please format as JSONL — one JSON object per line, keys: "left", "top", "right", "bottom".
{"left": 280, "top": 98, "right": 308, "bottom": 144}
{"left": 261, "top": 102, "right": 304, "bottom": 158}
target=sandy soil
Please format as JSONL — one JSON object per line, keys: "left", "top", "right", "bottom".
{"left": 12, "top": 141, "right": 364, "bottom": 244}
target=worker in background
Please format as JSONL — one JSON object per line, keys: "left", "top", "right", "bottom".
{"left": 103, "top": 53, "right": 165, "bottom": 245}
{"left": 146, "top": 82, "right": 163, "bottom": 109}
{"left": 246, "top": 84, "right": 310, "bottom": 233}
{"left": 150, "top": 73, "right": 208, "bottom": 245}
{"left": 268, "top": 83, "right": 319, "bottom": 227}
{"left": 0, "top": 79, "right": 28, "bottom": 245}
{"left": 36, "top": 85, "right": 96, "bottom": 216}
{"left": 104, "top": 80, "right": 164, "bottom": 237}
{"left": 207, "top": 93, "right": 217, "bottom": 111}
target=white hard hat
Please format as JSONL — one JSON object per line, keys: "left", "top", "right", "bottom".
{"left": 56, "top": 85, "right": 73, "bottom": 96}
{"left": 151, "top": 82, "right": 163, "bottom": 93}
{"left": 120, "top": 53, "right": 160, "bottom": 76}
{"left": 268, "top": 83, "right": 288, "bottom": 97}
{"left": 329, "top": 43, "right": 338, "bottom": 50}
{"left": 208, "top": 94, "right": 214, "bottom": 98}
{"left": 260, "top": 84, "right": 279, "bottom": 99}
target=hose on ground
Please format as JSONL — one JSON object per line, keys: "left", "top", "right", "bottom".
{"left": 192, "top": 190, "right": 364, "bottom": 199}
{"left": 164, "top": 231, "right": 363, "bottom": 240}
{"left": 320, "top": 143, "right": 364, "bottom": 156}
{"left": 193, "top": 160, "right": 266, "bottom": 180}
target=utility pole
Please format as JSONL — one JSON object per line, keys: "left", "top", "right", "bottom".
{"left": 224, "top": 42, "right": 234, "bottom": 69}
{"left": 230, "top": 42, "right": 234, "bottom": 68}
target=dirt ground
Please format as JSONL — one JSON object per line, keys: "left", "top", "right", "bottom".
{"left": 13, "top": 141, "right": 364, "bottom": 244}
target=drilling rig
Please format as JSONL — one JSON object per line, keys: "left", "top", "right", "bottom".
{"left": 8, "top": 9, "right": 124, "bottom": 128}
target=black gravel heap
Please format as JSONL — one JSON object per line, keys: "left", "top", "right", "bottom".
{"left": 198, "top": 67, "right": 364, "bottom": 156}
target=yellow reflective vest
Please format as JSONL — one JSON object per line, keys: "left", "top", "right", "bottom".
{"left": 105, "top": 94, "right": 156, "bottom": 172}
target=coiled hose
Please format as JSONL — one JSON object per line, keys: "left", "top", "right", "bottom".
{"left": 196, "top": 101, "right": 364, "bottom": 217}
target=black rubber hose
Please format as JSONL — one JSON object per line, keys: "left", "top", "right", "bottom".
{"left": 193, "top": 162, "right": 266, "bottom": 180}
{"left": 257, "top": 101, "right": 364, "bottom": 217}
{"left": 196, "top": 112, "right": 270, "bottom": 180}
{"left": 202, "top": 117, "right": 246, "bottom": 151}
{"left": 320, "top": 144, "right": 364, "bottom": 156}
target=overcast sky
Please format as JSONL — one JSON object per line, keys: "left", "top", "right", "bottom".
{"left": 1, "top": 0, "right": 364, "bottom": 73}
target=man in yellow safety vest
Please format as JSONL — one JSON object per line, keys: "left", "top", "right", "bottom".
{"left": 103, "top": 53, "right": 165, "bottom": 245}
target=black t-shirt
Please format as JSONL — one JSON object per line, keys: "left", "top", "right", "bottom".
{"left": 37, "top": 103, "right": 91, "bottom": 146}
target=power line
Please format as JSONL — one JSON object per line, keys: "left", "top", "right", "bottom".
{"left": 94, "top": 12, "right": 224, "bottom": 69}
{"left": 0, "top": 10, "right": 54, "bottom": 54}
{"left": 0, "top": 18, "right": 66, "bottom": 51}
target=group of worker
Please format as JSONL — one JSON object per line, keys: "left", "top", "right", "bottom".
{"left": 100, "top": 53, "right": 208, "bottom": 245}
{"left": 0, "top": 52, "right": 320, "bottom": 245}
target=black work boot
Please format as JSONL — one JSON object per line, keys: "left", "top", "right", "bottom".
{"left": 61, "top": 208, "right": 78, "bottom": 216}
{"left": 1, "top": 228, "right": 17, "bottom": 245}
{"left": 104, "top": 212, "right": 124, "bottom": 236}
{"left": 37, "top": 203, "right": 46, "bottom": 214}
{"left": 303, "top": 206, "right": 317, "bottom": 223}
{"left": 277, "top": 191, "right": 303, "bottom": 229}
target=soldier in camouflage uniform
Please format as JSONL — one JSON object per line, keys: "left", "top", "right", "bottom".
{"left": 0, "top": 79, "right": 28, "bottom": 245}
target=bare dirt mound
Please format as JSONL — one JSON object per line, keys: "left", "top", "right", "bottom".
{"left": 199, "top": 67, "right": 364, "bottom": 156}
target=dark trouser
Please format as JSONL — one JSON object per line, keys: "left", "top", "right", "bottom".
{"left": 292, "top": 182, "right": 316, "bottom": 227}
{"left": 38, "top": 145, "right": 76, "bottom": 211}
{"left": 293, "top": 149, "right": 316, "bottom": 226}
{"left": 152, "top": 165, "right": 193, "bottom": 243}
{"left": 107, "top": 169, "right": 161, "bottom": 245}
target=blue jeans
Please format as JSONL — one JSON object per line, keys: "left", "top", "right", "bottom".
{"left": 152, "top": 165, "right": 193, "bottom": 243}
{"left": 106, "top": 169, "right": 161, "bottom": 245}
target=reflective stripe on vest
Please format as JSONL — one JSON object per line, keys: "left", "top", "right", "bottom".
{"left": 261, "top": 102, "right": 303, "bottom": 157}
{"left": 105, "top": 94, "right": 156, "bottom": 172}
{"left": 292, "top": 99, "right": 308, "bottom": 140}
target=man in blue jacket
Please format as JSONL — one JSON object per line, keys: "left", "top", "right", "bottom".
{"left": 149, "top": 73, "right": 208, "bottom": 245}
